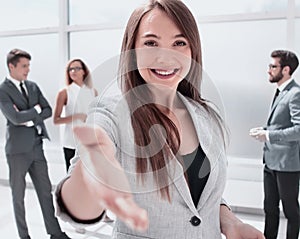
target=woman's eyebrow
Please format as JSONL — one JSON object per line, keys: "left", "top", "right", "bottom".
{"left": 142, "top": 33, "right": 160, "bottom": 39}
{"left": 141, "top": 33, "right": 185, "bottom": 39}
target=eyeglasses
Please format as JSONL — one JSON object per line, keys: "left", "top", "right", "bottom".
{"left": 268, "top": 64, "right": 281, "bottom": 69}
{"left": 68, "top": 66, "right": 82, "bottom": 72}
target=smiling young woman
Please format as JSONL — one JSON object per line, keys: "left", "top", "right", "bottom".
{"left": 55, "top": 1, "right": 265, "bottom": 239}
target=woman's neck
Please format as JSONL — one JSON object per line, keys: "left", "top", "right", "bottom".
{"left": 148, "top": 84, "right": 180, "bottom": 113}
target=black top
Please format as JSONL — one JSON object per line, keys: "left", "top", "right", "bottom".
{"left": 181, "top": 144, "right": 210, "bottom": 207}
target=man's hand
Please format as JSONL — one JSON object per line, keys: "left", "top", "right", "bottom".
{"left": 249, "top": 127, "right": 267, "bottom": 142}
{"left": 34, "top": 104, "right": 41, "bottom": 114}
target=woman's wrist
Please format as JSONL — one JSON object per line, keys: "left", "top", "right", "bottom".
{"left": 220, "top": 204, "right": 243, "bottom": 235}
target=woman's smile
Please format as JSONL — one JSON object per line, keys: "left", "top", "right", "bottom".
{"left": 150, "top": 68, "right": 179, "bottom": 80}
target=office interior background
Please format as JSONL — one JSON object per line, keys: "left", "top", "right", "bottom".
{"left": 0, "top": 0, "right": 300, "bottom": 183}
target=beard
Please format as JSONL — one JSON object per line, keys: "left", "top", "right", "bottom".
{"left": 269, "top": 71, "right": 283, "bottom": 83}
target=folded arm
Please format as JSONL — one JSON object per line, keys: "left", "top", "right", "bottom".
{"left": 0, "top": 90, "right": 39, "bottom": 125}
{"left": 35, "top": 85, "right": 52, "bottom": 121}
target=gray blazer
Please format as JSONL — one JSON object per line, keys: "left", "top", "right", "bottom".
{"left": 56, "top": 93, "right": 227, "bottom": 239}
{"left": 0, "top": 78, "right": 51, "bottom": 155}
{"left": 264, "top": 79, "right": 300, "bottom": 171}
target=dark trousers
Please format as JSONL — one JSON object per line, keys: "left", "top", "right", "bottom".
{"left": 7, "top": 140, "right": 62, "bottom": 238}
{"left": 263, "top": 165, "right": 300, "bottom": 239}
{"left": 63, "top": 147, "right": 76, "bottom": 172}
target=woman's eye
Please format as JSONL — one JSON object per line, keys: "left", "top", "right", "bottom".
{"left": 174, "top": 41, "right": 187, "bottom": 46}
{"left": 144, "top": 41, "right": 157, "bottom": 47}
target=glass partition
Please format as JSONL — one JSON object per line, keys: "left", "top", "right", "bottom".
{"left": 200, "top": 19, "right": 286, "bottom": 159}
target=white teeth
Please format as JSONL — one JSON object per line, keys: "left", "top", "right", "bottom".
{"left": 154, "top": 69, "right": 175, "bottom": 76}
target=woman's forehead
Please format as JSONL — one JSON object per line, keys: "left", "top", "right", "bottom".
{"left": 137, "top": 8, "right": 181, "bottom": 37}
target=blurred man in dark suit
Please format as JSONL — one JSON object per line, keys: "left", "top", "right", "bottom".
{"left": 0, "top": 49, "right": 71, "bottom": 239}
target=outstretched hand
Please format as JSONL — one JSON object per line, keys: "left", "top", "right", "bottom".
{"left": 73, "top": 125, "right": 149, "bottom": 232}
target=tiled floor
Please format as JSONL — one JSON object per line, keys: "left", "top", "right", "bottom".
{"left": 0, "top": 145, "right": 293, "bottom": 239}
{"left": 0, "top": 184, "right": 114, "bottom": 239}
{"left": 0, "top": 181, "right": 291, "bottom": 239}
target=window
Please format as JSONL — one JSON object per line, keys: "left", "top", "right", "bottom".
{"left": 70, "top": 29, "right": 124, "bottom": 97}
{"left": 69, "top": 0, "right": 146, "bottom": 25}
{"left": 296, "top": 0, "right": 300, "bottom": 9}
{"left": 0, "top": 0, "right": 298, "bottom": 162}
{"left": 295, "top": 19, "right": 300, "bottom": 81}
{"left": 0, "top": 0, "right": 58, "bottom": 31}
{"left": 185, "top": 0, "right": 287, "bottom": 16}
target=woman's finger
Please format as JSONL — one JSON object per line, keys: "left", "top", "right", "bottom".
{"left": 103, "top": 197, "right": 148, "bottom": 231}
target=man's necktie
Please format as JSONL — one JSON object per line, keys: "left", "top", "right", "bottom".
{"left": 19, "top": 82, "right": 29, "bottom": 103}
{"left": 271, "top": 88, "right": 280, "bottom": 106}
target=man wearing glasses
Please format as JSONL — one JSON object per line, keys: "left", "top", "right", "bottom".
{"left": 0, "top": 49, "right": 71, "bottom": 239}
{"left": 250, "top": 50, "right": 300, "bottom": 239}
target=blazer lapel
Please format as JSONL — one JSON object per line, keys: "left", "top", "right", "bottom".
{"left": 183, "top": 98, "right": 220, "bottom": 210}
{"left": 24, "top": 80, "right": 32, "bottom": 106}
{"left": 267, "top": 80, "right": 295, "bottom": 123}
{"left": 172, "top": 161, "right": 200, "bottom": 216}
{"left": 172, "top": 94, "right": 222, "bottom": 213}
{"left": 4, "top": 78, "right": 29, "bottom": 106}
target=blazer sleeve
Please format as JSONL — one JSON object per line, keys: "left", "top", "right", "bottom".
{"left": 0, "top": 88, "right": 39, "bottom": 125}
{"left": 34, "top": 84, "right": 52, "bottom": 124}
{"left": 54, "top": 155, "right": 106, "bottom": 226}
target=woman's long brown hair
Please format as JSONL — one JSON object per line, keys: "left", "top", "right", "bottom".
{"left": 118, "top": 0, "right": 225, "bottom": 201}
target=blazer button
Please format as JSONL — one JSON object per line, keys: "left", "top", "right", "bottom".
{"left": 190, "top": 216, "right": 201, "bottom": 226}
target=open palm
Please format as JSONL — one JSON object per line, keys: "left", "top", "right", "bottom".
{"left": 73, "top": 125, "right": 149, "bottom": 231}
